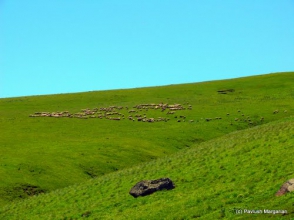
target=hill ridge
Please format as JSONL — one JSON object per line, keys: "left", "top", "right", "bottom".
{"left": 1, "top": 116, "right": 293, "bottom": 219}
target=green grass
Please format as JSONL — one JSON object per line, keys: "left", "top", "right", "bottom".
{"left": 1, "top": 116, "right": 293, "bottom": 219}
{"left": 0, "top": 71, "right": 294, "bottom": 212}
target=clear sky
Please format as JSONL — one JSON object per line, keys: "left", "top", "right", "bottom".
{"left": 1, "top": 1, "right": 294, "bottom": 98}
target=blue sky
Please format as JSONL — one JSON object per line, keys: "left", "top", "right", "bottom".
{"left": 1, "top": 1, "right": 294, "bottom": 98}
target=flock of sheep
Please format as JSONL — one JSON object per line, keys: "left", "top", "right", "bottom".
{"left": 29, "top": 103, "right": 192, "bottom": 123}
{"left": 29, "top": 103, "right": 287, "bottom": 126}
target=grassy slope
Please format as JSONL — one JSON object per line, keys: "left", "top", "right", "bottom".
{"left": 0, "top": 72, "right": 293, "bottom": 206}
{"left": 1, "top": 116, "right": 293, "bottom": 219}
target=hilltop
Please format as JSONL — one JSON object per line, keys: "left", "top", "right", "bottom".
{"left": 0, "top": 72, "right": 293, "bottom": 212}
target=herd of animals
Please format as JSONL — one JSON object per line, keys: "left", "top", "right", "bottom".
{"left": 29, "top": 103, "right": 287, "bottom": 126}
{"left": 29, "top": 103, "right": 188, "bottom": 122}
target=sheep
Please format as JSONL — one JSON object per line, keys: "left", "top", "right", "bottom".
{"left": 147, "top": 118, "right": 155, "bottom": 122}
{"left": 111, "top": 117, "right": 121, "bottom": 121}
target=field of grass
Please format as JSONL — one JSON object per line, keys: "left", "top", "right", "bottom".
{"left": 0, "top": 72, "right": 293, "bottom": 209}
{"left": 1, "top": 116, "right": 293, "bottom": 219}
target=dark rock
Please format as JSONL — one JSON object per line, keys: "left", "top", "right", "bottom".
{"left": 275, "top": 179, "right": 294, "bottom": 196}
{"left": 129, "top": 178, "right": 175, "bottom": 198}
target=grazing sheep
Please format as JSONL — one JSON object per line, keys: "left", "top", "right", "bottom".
{"left": 147, "top": 118, "right": 155, "bottom": 122}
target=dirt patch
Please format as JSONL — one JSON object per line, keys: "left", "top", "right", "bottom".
{"left": 16, "top": 184, "right": 45, "bottom": 196}
{"left": 217, "top": 89, "right": 235, "bottom": 94}
{"left": 1, "top": 184, "right": 46, "bottom": 202}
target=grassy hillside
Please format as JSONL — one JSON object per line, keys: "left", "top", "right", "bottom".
{"left": 1, "top": 116, "right": 293, "bottom": 219}
{"left": 0, "top": 72, "right": 293, "bottom": 206}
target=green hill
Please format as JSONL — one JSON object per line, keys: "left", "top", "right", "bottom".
{"left": 1, "top": 116, "right": 293, "bottom": 219}
{"left": 0, "top": 72, "right": 293, "bottom": 216}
